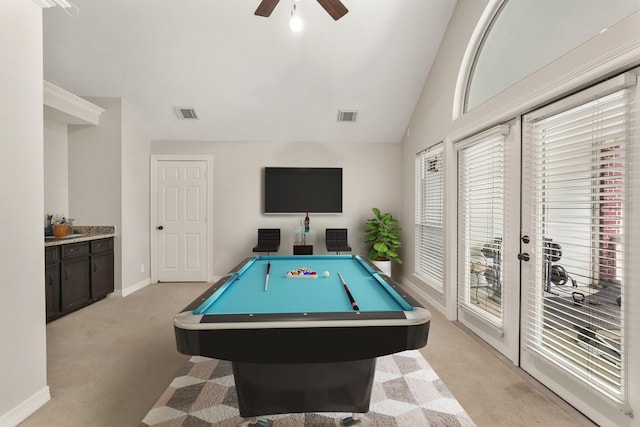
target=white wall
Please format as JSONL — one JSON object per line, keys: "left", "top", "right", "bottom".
{"left": 68, "top": 97, "right": 123, "bottom": 290}
{"left": 43, "top": 117, "right": 69, "bottom": 219}
{"left": 0, "top": 1, "right": 49, "bottom": 425}
{"left": 151, "top": 140, "right": 402, "bottom": 276}
{"left": 121, "top": 101, "right": 151, "bottom": 292}
{"left": 400, "top": 0, "right": 490, "bottom": 309}
{"left": 68, "top": 97, "right": 153, "bottom": 295}
{"left": 68, "top": 97, "right": 122, "bottom": 227}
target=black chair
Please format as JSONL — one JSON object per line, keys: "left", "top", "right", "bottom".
{"left": 325, "top": 228, "right": 352, "bottom": 254}
{"left": 253, "top": 228, "right": 280, "bottom": 254}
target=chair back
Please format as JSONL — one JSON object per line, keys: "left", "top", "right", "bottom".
{"left": 253, "top": 228, "right": 281, "bottom": 253}
{"left": 258, "top": 228, "right": 280, "bottom": 244}
{"left": 326, "top": 228, "right": 351, "bottom": 253}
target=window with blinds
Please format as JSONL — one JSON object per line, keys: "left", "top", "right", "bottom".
{"left": 457, "top": 126, "right": 508, "bottom": 324}
{"left": 415, "top": 144, "right": 444, "bottom": 292}
{"left": 523, "top": 85, "right": 632, "bottom": 402}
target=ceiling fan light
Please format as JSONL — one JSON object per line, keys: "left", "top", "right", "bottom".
{"left": 288, "top": 15, "right": 303, "bottom": 32}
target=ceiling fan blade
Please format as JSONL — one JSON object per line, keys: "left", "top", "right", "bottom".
{"left": 316, "top": 0, "right": 349, "bottom": 20}
{"left": 255, "top": 0, "right": 280, "bottom": 17}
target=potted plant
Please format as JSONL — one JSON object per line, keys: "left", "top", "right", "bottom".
{"left": 51, "top": 216, "right": 72, "bottom": 237}
{"left": 365, "top": 208, "right": 402, "bottom": 276}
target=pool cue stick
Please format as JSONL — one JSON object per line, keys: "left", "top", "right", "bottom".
{"left": 337, "top": 272, "right": 359, "bottom": 310}
{"left": 264, "top": 261, "right": 271, "bottom": 291}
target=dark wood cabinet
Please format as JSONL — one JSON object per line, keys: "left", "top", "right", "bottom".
{"left": 60, "top": 242, "right": 91, "bottom": 313}
{"left": 293, "top": 245, "right": 313, "bottom": 255}
{"left": 45, "top": 237, "right": 114, "bottom": 322}
{"left": 90, "top": 238, "right": 114, "bottom": 299}
{"left": 45, "top": 247, "right": 61, "bottom": 321}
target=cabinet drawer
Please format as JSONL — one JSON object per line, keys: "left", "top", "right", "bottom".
{"left": 91, "top": 238, "right": 113, "bottom": 253}
{"left": 45, "top": 246, "right": 60, "bottom": 263}
{"left": 62, "top": 242, "right": 89, "bottom": 259}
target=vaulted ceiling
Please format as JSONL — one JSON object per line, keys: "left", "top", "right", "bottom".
{"left": 43, "top": 0, "right": 457, "bottom": 143}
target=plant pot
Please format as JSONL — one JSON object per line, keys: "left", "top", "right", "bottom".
{"left": 52, "top": 224, "right": 69, "bottom": 237}
{"left": 372, "top": 259, "right": 392, "bottom": 277}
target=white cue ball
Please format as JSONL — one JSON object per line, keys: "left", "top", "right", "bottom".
{"left": 323, "top": 271, "right": 330, "bottom": 278}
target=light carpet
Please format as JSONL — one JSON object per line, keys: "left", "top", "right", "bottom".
{"left": 141, "top": 350, "right": 475, "bottom": 427}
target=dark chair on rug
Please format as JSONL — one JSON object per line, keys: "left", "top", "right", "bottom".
{"left": 325, "top": 228, "right": 352, "bottom": 254}
{"left": 253, "top": 228, "right": 280, "bottom": 254}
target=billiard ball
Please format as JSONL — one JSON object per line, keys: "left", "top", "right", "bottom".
{"left": 323, "top": 271, "right": 330, "bottom": 278}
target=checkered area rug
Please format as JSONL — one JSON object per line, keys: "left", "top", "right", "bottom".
{"left": 140, "top": 350, "right": 475, "bottom": 427}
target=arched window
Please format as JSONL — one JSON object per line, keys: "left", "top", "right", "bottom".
{"left": 461, "top": 0, "right": 639, "bottom": 114}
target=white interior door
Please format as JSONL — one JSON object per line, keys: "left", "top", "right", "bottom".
{"left": 155, "top": 159, "right": 208, "bottom": 282}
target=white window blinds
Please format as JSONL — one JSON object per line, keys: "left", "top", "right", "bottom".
{"left": 523, "top": 80, "right": 635, "bottom": 403}
{"left": 457, "top": 126, "right": 509, "bottom": 324}
{"left": 415, "top": 144, "right": 444, "bottom": 291}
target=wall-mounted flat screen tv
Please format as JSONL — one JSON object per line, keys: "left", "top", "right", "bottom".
{"left": 264, "top": 167, "right": 342, "bottom": 214}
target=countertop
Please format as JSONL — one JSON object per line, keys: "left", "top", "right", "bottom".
{"left": 44, "top": 226, "right": 115, "bottom": 247}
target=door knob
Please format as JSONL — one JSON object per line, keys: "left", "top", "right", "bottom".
{"left": 521, "top": 235, "right": 530, "bottom": 244}
{"left": 157, "top": 225, "right": 164, "bottom": 230}
{"left": 518, "top": 253, "right": 530, "bottom": 261}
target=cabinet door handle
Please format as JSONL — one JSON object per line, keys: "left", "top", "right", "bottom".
{"left": 48, "top": 274, "right": 53, "bottom": 286}
{"left": 64, "top": 270, "right": 69, "bottom": 280}
{"left": 93, "top": 262, "right": 98, "bottom": 272}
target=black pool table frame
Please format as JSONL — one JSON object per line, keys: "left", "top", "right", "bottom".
{"left": 174, "top": 256, "right": 431, "bottom": 422}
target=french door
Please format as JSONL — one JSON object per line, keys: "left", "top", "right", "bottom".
{"left": 520, "top": 72, "right": 637, "bottom": 426}
{"left": 456, "top": 121, "right": 521, "bottom": 364}
{"left": 455, "top": 70, "right": 637, "bottom": 426}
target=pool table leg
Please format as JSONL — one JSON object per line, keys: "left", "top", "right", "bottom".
{"left": 341, "top": 413, "right": 370, "bottom": 426}
{"left": 237, "top": 417, "right": 268, "bottom": 427}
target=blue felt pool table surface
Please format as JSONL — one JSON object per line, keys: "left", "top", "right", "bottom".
{"left": 175, "top": 253, "right": 430, "bottom": 366}
{"left": 194, "top": 255, "right": 412, "bottom": 315}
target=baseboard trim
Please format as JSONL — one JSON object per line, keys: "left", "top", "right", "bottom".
{"left": 122, "top": 277, "right": 152, "bottom": 297}
{"left": 0, "top": 386, "right": 50, "bottom": 427}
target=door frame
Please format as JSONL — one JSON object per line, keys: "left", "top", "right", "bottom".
{"left": 150, "top": 154, "right": 214, "bottom": 283}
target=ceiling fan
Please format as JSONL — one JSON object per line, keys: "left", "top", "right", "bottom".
{"left": 255, "top": 0, "right": 349, "bottom": 21}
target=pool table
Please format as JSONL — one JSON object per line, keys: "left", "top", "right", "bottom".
{"left": 174, "top": 255, "right": 430, "bottom": 422}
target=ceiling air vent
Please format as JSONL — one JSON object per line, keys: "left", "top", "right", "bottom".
{"left": 175, "top": 107, "right": 199, "bottom": 119}
{"left": 337, "top": 110, "right": 358, "bottom": 122}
